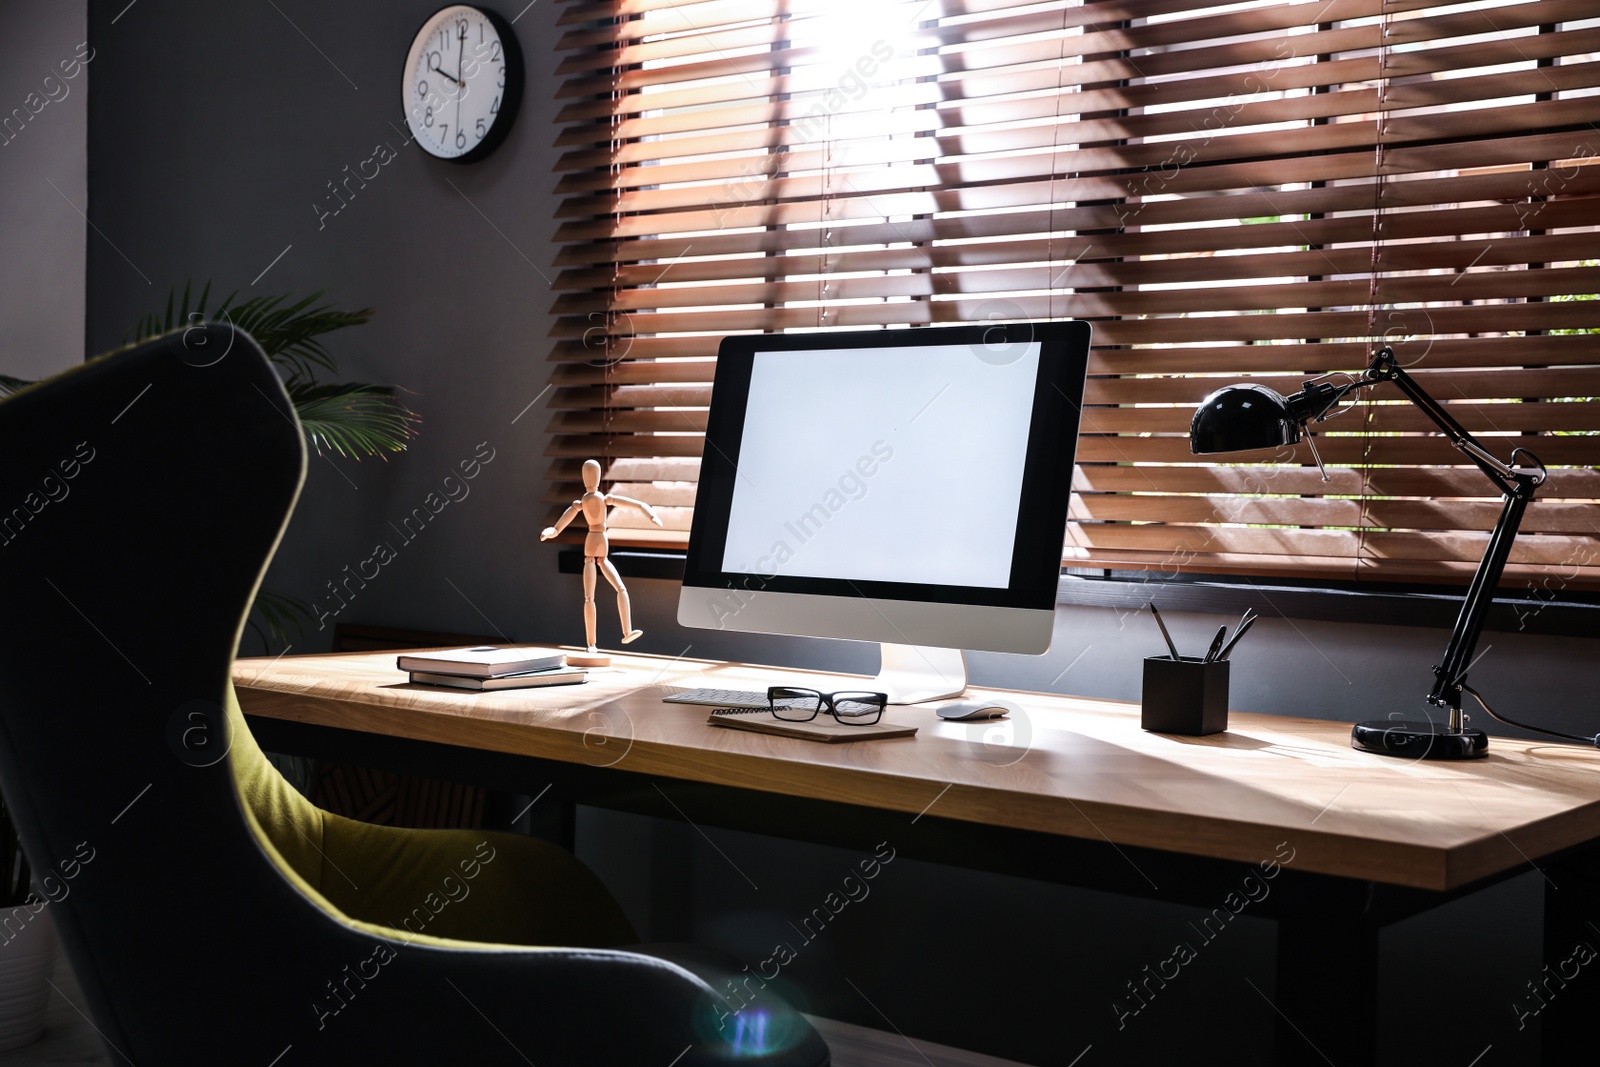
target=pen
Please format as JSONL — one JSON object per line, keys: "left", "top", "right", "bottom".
{"left": 1217, "top": 614, "right": 1259, "bottom": 661}
{"left": 1229, "top": 608, "right": 1257, "bottom": 645}
{"left": 1202, "top": 625, "right": 1227, "bottom": 663}
{"left": 1149, "top": 602, "right": 1181, "bottom": 660}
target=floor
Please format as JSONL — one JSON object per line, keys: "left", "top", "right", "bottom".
{"left": 3, "top": 959, "right": 1026, "bottom": 1067}
{"left": 810, "top": 1018, "right": 1030, "bottom": 1067}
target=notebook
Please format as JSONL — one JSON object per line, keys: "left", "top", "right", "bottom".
{"left": 396, "top": 647, "right": 565, "bottom": 678}
{"left": 408, "top": 667, "right": 586, "bottom": 691}
{"left": 706, "top": 707, "right": 917, "bottom": 744}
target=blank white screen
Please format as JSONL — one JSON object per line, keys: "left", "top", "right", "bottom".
{"left": 719, "top": 342, "right": 1041, "bottom": 588}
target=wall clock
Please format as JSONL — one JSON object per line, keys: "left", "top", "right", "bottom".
{"left": 402, "top": 5, "right": 523, "bottom": 163}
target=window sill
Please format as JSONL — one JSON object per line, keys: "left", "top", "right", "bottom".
{"left": 560, "top": 549, "right": 1599, "bottom": 639}
{"left": 557, "top": 546, "right": 688, "bottom": 583}
{"left": 1056, "top": 572, "right": 1597, "bottom": 638}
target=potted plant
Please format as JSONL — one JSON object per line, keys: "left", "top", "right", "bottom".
{"left": 126, "top": 283, "right": 421, "bottom": 647}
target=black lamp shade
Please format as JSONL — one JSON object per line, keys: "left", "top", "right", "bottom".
{"left": 1190, "top": 384, "right": 1303, "bottom": 454}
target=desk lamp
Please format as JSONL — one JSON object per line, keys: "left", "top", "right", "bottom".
{"left": 1189, "top": 346, "right": 1547, "bottom": 760}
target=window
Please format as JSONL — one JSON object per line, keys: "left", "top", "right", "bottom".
{"left": 550, "top": 0, "right": 1600, "bottom": 591}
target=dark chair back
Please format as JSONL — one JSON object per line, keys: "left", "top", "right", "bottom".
{"left": 0, "top": 324, "right": 312, "bottom": 1054}
{"left": 0, "top": 326, "right": 830, "bottom": 1066}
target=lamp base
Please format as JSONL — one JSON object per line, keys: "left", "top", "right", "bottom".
{"left": 1350, "top": 720, "right": 1488, "bottom": 760}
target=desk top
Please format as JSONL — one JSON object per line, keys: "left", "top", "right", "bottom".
{"left": 233, "top": 649, "right": 1600, "bottom": 892}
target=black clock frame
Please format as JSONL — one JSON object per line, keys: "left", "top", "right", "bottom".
{"left": 405, "top": 4, "right": 524, "bottom": 164}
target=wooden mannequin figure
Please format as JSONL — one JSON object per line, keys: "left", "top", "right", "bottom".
{"left": 540, "top": 459, "right": 663, "bottom": 667}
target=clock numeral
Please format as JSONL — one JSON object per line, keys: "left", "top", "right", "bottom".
{"left": 456, "top": 129, "right": 467, "bottom": 149}
{"left": 491, "top": 95, "right": 500, "bottom": 115}
{"left": 424, "top": 107, "right": 434, "bottom": 127}
{"left": 427, "top": 50, "right": 440, "bottom": 70}
{"left": 476, "top": 118, "right": 486, "bottom": 139}
{"left": 490, "top": 41, "right": 501, "bottom": 63}
{"left": 417, "top": 79, "right": 428, "bottom": 98}
{"left": 497, "top": 66, "right": 505, "bottom": 90}
{"left": 440, "top": 123, "right": 448, "bottom": 143}
{"left": 457, "top": 18, "right": 468, "bottom": 40}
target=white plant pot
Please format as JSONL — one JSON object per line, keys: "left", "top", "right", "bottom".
{"left": 0, "top": 903, "right": 56, "bottom": 1051}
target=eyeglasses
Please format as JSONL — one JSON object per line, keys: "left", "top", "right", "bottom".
{"left": 767, "top": 687, "right": 887, "bottom": 725}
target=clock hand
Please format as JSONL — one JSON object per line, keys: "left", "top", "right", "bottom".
{"left": 455, "top": 30, "right": 465, "bottom": 137}
{"left": 431, "top": 64, "right": 463, "bottom": 88}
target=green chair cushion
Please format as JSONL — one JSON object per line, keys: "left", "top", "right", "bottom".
{"left": 226, "top": 683, "right": 636, "bottom": 949}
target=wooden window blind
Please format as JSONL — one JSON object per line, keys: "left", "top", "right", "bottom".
{"left": 549, "top": 0, "right": 1600, "bottom": 590}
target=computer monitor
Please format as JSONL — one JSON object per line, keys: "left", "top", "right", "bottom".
{"left": 678, "top": 322, "right": 1091, "bottom": 702}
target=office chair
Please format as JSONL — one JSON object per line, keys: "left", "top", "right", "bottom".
{"left": 0, "top": 325, "right": 828, "bottom": 1066}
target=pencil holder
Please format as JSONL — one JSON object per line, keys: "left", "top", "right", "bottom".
{"left": 1141, "top": 656, "right": 1229, "bottom": 736}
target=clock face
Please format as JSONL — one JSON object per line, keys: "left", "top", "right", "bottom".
{"left": 402, "top": 5, "right": 522, "bottom": 163}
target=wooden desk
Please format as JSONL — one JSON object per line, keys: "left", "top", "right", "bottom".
{"left": 234, "top": 649, "right": 1600, "bottom": 1063}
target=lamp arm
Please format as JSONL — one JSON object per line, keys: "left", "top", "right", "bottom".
{"left": 1352, "top": 348, "right": 1547, "bottom": 727}
{"left": 1361, "top": 348, "right": 1531, "bottom": 493}
{"left": 1291, "top": 349, "right": 1544, "bottom": 492}
{"left": 1427, "top": 489, "right": 1531, "bottom": 724}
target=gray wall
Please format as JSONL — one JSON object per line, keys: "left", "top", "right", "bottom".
{"left": 1, "top": 2, "right": 88, "bottom": 379}
{"left": 81, "top": 1, "right": 1590, "bottom": 1063}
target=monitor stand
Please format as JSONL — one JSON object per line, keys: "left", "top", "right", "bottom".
{"left": 874, "top": 643, "right": 967, "bottom": 704}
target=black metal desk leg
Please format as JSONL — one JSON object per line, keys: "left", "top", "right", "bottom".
{"left": 1540, "top": 846, "right": 1600, "bottom": 1061}
{"left": 1275, "top": 883, "right": 1380, "bottom": 1065}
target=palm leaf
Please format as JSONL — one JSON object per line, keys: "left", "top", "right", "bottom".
{"left": 216, "top": 291, "right": 373, "bottom": 383}
{"left": 128, "top": 283, "right": 411, "bottom": 460}
{"left": 128, "top": 283, "right": 374, "bottom": 385}
{"left": 291, "top": 382, "right": 421, "bottom": 459}
{"left": 248, "top": 589, "right": 319, "bottom": 648}
{"left": 127, "top": 279, "right": 213, "bottom": 346}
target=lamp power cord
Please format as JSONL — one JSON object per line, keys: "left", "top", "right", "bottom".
{"left": 1462, "top": 683, "right": 1600, "bottom": 748}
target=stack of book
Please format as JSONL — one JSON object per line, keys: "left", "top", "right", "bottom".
{"left": 398, "top": 647, "right": 585, "bottom": 691}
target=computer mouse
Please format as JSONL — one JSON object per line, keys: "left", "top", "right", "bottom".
{"left": 936, "top": 698, "right": 1022, "bottom": 720}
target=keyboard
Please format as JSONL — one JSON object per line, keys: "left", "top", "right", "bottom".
{"left": 662, "top": 687, "right": 770, "bottom": 709}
